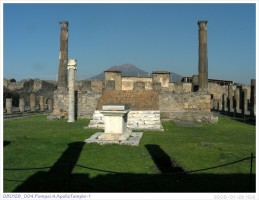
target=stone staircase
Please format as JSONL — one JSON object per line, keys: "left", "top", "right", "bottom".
{"left": 96, "top": 90, "right": 159, "bottom": 110}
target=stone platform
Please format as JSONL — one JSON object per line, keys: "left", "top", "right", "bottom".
{"left": 84, "top": 132, "right": 143, "bottom": 146}
{"left": 87, "top": 110, "right": 164, "bottom": 131}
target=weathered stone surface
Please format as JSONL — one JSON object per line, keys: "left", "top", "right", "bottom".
{"left": 97, "top": 90, "right": 159, "bottom": 110}
{"left": 57, "top": 21, "right": 69, "bottom": 89}
{"left": 159, "top": 91, "right": 211, "bottom": 115}
{"left": 39, "top": 96, "right": 45, "bottom": 111}
{"left": 67, "top": 59, "right": 77, "bottom": 122}
{"left": 19, "top": 98, "right": 25, "bottom": 112}
{"left": 198, "top": 20, "right": 208, "bottom": 90}
{"left": 105, "top": 80, "right": 115, "bottom": 91}
{"left": 152, "top": 71, "right": 170, "bottom": 88}
{"left": 89, "top": 104, "right": 132, "bottom": 142}
{"left": 102, "top": 104, "right": 129, "bottom": 111}
{"left": 84, "top": 132, "right": 143, "bottom": 146}
{"left": 88, "top": 110, "right": 164, "bottom": 131}
{"left": 104, "top": 71, "right": 122, "bottom": 90}
{"left": 6, "top": 98, "right": 12, "bottom": 114}
{"left": 161, "top": 110, "right": 218, "bottom": 123}
{"left": 30, "top": 93, "right": 36, "bottom": 112}
{"left": 133, "top": 82, "right": 145, "bottom": 90}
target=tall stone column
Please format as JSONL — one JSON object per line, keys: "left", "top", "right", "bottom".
{"left": 19, "top": 98, "right": 25, "bottom": 112}
{"left": 228, "top": 85, "right": 235, "bottom": 112}
{"left": 234, "top": 88, "right": 241, "bottom": 113}
{"left": 222, "top": 93, "right": 227, "bottom": 111}
{"left": 30, "top": 93, "right": 36, "bottom": 112}
{"left": 6, "top": 98, "right": 12, "bottom": 114}
{"left": 67, "top": 59, "right": 77, "bottom": 122}
{"left": 198, "top": 21, "right": 208, "bottom": 90}
{"left": 242, "top": 88, "right": 249, "bottom": 115}
{"left": 57, "top": 21, "right": 69, "bottom": 90}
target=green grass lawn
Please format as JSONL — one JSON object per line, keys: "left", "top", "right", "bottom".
{"left": 3, "top": 115, "right": 256, "bottom": 192}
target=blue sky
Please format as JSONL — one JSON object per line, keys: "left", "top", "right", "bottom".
{"left": 3, "top": 3, "right": 256, "bottom": 84}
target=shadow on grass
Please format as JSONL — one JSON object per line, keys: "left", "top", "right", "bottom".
{"left": 11, "top": 142, "right": 255, "bottom": 192}
{"left": 4, "top": 141, "right": 11, "bottom": 147}
{"left": 145, "top": 144, "right": 185, "bottom": 174}
{"left": 216, "top": 111, "right": 256, "bottom": 126}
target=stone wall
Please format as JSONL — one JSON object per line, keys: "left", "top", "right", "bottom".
{"left": 159, "top": 91, "right": 217, "bottom": 122}
{"left": 3, "top": 79, "right": 56, "bottom": 112}
{"left": 88, "top": 110, "right": 163, "bottom": 131}
{"left": 208, "top": 82, "right": 227, "bottom": 100}
{"left": 52, "top": 89, "right": 101, "bottom": 119}
{"left": 208, "top": 82, "right": 254, "bottom": 116}
{"left": 104, "top": 71, "right": 122, "bottom": 90}
{"left": 77, "top": 92, "right": 102, "bottom": 118}
{"left": 152, "top": 71, "right": 170, "bottom": 88}
{"left": 96, "top": 90, "right": 159, "bottom": 110}
{"left": 121, "top": 76, "right": 153, "bottom": 90}
{"left": 76, "top": 80, "right": 103, "bottom": 93}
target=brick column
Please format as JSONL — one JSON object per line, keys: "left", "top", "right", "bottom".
{"left": 198, "top": 21, "right": 208, "bottom": 90}
{"left": 67, "top": 59, "right": 77, "bottom": 122}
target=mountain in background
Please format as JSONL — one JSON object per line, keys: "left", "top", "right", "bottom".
{"left": 88, "top": 64, "right": 183, "bottom": 82}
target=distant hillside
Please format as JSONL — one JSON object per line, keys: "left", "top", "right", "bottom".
{"left": 89, "top": 64, "right": 150, "bottom": 80}
{"left": 169, "top": 72, "right": 183, "bottom": 82}
{"left": 89, "top": 64, "right": 183, "bottom": 82}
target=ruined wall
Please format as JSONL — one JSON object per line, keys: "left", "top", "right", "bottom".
{"left": 76, "top": 80, "right": 103, "bottom": 93}
{"left": 96, "top": 90, "right": 159, "bottom": 110}
{"left": 3, "top": 79, "right": 56, "bottom": 111}
{"left": 208, "top": 82, "right": 227, "bottom": 100}
{"left": 104, "top": 71, "right": 122, "bottom": 90}
{"left": 159, "top": 91, "right": 217, "bottom": 122}
{"left": 152, "top": 71, "right": 170, "bottom": 88}
{"left": 77, "top": 92, "right": 102, "bottom": 118}
{"left": 53, "top": 90, "right": 102, "bottom": 119}
{"left": 121, "top": 77, "right": 153, "bottom": 90}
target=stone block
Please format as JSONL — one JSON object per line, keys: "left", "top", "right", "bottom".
{"left": 102, "top": 104, "right": 129, "bottom": 111}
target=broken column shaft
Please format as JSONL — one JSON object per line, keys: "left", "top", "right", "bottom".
{"left": 57, "top": 21, "right": 69, "bottom": 90}
{"left": 67, "top": 59, "right": 77, "bottom": 122}
{"left": 198, "top": 21, "right": 208, "bottom": 90}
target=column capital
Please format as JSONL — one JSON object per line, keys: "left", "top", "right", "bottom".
{"left": 198, "top": 20, "right": 208, "bottom": 30}
{"left": 59, "top": 21, "right": 68, "bottom": 31}
{"left": 67, "top": 59, "right": 77, "bottom": 70}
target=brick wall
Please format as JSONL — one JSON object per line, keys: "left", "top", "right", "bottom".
{"left": 96, "top": 90, "right": 159, "bottom": 110}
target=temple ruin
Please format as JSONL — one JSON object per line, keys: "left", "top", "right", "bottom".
{"left": 3, "top": 20, "right": 256, "bottom": 126}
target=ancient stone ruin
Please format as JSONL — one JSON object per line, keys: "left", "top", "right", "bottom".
{"left": 47, "top": 20, "right": 256, "bottom": 130}
{"left": 85, "top": 104, "right": 143, "bottom": 146}
{"left": 3, "top": 78, "right": 55, "bottom": 117}
{"left": 4, "top": 20, "right": 256, "bottom": 129}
